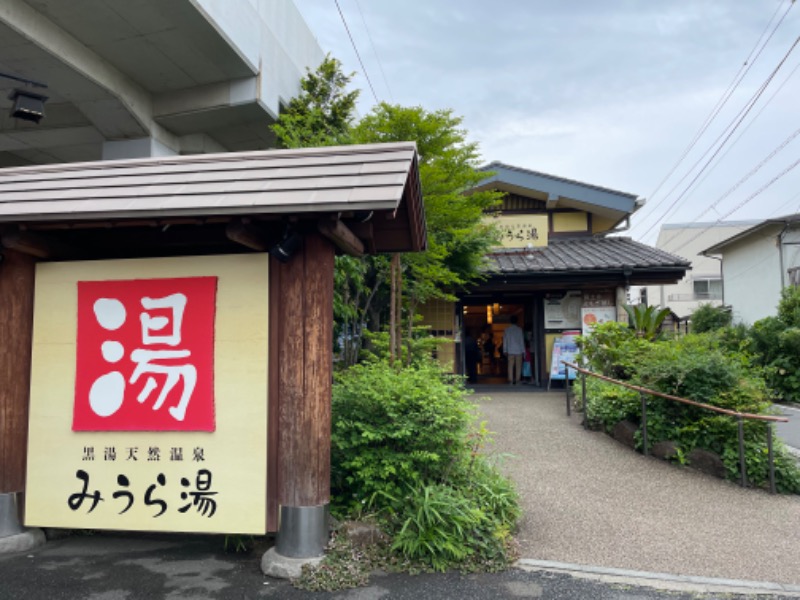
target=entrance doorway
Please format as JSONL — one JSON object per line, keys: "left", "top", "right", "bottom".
{"left": 462, "top": 302, "right": 539, "bottom": 386}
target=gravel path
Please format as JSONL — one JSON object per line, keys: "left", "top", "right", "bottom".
{"left": 476, "top": 390, "right": 800, "bottom": 586}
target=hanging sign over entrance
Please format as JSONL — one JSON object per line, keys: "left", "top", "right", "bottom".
{"left": 489, "top": 215, "right": 549, "bottom": 248}
{"left": 25, "top": 254, "right": 269, "bottom": 535}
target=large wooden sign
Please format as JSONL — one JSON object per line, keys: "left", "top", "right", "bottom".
{"left": 25, "top": 254, "right": 269, "bottom": 534}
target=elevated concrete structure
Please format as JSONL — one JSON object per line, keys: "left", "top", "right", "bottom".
{"left": 0, "top": 0, "right": 324, "bottom": 166}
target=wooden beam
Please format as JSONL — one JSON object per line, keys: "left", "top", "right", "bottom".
{"left": 348, "top": 221, "right": 375, "bottom": 253}
{"left": 276, "top": 232, "right": 334, "bottom": 508}
{"left": 317, "top": 219, "right": 364, "bottom": 257}
{"left": 0, "top": 249, "right": 35, "bottom": 493}
{"left": 226, "top": 219, "right": 269, "bottom": 252}
{"left": 1, "top": 228, "right": 76, "bottom": 260}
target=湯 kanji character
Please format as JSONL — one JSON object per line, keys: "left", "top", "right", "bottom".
{"left": 178, "top": 469, "right": 217, "bottom": 517}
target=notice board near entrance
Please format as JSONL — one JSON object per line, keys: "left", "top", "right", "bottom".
{"left": 25, "top": 254, "right": 269, "bottom": 535}
{"left": 549, "top": 335, "right": 579, "bottom": 382}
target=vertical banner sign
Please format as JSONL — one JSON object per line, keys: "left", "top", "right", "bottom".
{"left": 549, "top": 334, "right": 579, "bottom": 381}
{"left": 26, "top": 255, "right": 269, "bottom": 534}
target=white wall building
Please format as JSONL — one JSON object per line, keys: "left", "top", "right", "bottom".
{"left": 701, "top": 215, "right": 800, "bottom": 325}
{"left": 0, "top": 0, "right": 324, "bottom": 165}
{"left": 645, "top": 221, "right": 757, "bottom": 318}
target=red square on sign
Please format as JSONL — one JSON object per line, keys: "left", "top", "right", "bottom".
{"left": 74, "top": 277, "right": 217, "bottom": 431}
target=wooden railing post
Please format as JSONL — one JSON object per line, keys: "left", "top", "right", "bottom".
{"left": 565, "top": 365, "right": 571, "bottom": 417}
{"left": 581, "top": 371, "right": 587, "bottom": 429}
{"left": 738, "top": 417, "right": 747, "bottom": 488}
{"left": 767, "top": 423, "right": 776, "bottom": 494}
{"left": 640, "top": 393, "right": 649, "bottom": 456}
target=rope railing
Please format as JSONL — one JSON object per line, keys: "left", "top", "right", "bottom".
{"left": 561, "top": 360, "right": 789, "bottom": 494}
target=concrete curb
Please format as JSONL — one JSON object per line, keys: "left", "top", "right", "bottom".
{"left": 0, "top": 529, "right": 46, "bottom": 555}
{"left": 260, "top": 547, "right": 323, "bottom": 579}
{"left": 516, "top": 558, "right": 800, "bottom": 596}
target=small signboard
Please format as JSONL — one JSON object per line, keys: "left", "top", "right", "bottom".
{"left": 581, "top": 306, "right": 617, "bottom": 336}
{"left": 544, "top": 291, "right": 582, "bottom": 329}
{"left": 25, "top": 254, "right": 269, "bottom": 535}
{"left": 549, "top": 334, "right": 579, "bottom": 382}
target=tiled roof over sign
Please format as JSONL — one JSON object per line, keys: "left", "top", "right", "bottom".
{"left": 487, "top": 237, "right": 690, "bottom": 274}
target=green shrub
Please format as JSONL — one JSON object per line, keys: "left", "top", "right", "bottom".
{"left": 577, "top": 321, "right": 652, "bottom": 380}
{"left": 584, "top": 377, "right": 640, "bottom": 433}
{"left": 579, "top": 326, "right": 800, "bottom": 493}
{"left": 330, "top": 358, "right": 520, "bottom": 572}
{"left": 777, "top": 285, "right": 800, "bottom": 328}
{"left": 749, "top": 314, "right": 800, "bottom": 403}
{"left": 388, "top": 459, "right": 520, "bottom": 572}
{"left": 690, "top": 303, "right": 732, "bottom": 333}
{"left": 361, "top": 324, "right": 450, "bottom": 366}
{"left": 631, "top": 334, "right": 767, "bottom": 408}
{"left": 331, "top": 359, "right": 472, "bottom": 513}
{"left": 749, "top": 316, "right": 785, "bottom": 366}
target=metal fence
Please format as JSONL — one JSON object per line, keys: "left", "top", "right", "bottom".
{"left": 562, "top": 361, "right": 789, "bottom": 494}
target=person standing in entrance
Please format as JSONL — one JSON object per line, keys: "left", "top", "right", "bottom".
{"left": 503, "top": 315, "right": 525, "bottom": 385}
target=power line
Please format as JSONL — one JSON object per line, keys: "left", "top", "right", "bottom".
{"left": 676, "top": 154, "right": 800, "bottom": 251}
{"left": 353, "top": 0, "right": 394, "bottom": 102}
{"left": 659, "top": 126, "right": 800, "bottom": 253}
{"left": 679, "top": 59, "right": 800, "bottom": 203}
{"left": 644, "top": 0, "right": 792, "bottom": 206}
{"left": 335, "top": 0, "right": 379, "bottom": 104}
{"left": 635, "top": 34, "right": 800, "bottom": 242}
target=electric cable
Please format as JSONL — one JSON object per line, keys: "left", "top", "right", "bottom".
{"left": 354, "top": 0, "right": 394, "bottom": 102}
{"left": 335, "top": 0, "right": 380, "bottom": 104}
{"left": 635, "top": 35, "right": 800, "bottom": 242}
{"left": 644, "top": 0, "right": 791, "bottom": 206}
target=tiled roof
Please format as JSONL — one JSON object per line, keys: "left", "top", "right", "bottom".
{"left": 487, "top": 237, "right": 690, "bottom": 274}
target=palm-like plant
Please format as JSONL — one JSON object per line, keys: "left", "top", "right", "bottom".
{"left": 623, "top": 304, "right": 671, "bottom": 340}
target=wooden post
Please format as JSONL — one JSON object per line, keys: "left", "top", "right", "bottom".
{"left": 272, "top": 233, "right": 334, "bottom": 557}
{"left": 0, "top": 250, "right": 36, "bottom": 504}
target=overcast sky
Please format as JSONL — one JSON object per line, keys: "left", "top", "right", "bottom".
{"left": 292, "top": 1, "right": 800, "bottom": 247}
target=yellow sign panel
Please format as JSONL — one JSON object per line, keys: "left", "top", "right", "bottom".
{"left": 25, "top": 254, "right": 269, "bottom": 534}
{"left": 488, "top": 214, "right": 549, "bottom": 248}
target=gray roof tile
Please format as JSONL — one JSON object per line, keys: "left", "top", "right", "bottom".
{"left": 487, "top": 237, "right": 690, "bottom": 274}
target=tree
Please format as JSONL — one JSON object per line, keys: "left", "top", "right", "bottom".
{"left": 272, "top": 61, "right": 502, "bottom": 366}
{"left": 690, "top": 303, "right": 732, "bottom": 333}
{"left": 351, "top": 103, "right": 502, "bottom": 327}
{"left": 271, "top": 55, "right": 359, "bottom": 149}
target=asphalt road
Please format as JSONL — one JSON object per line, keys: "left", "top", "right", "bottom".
{"left": 0, "top": 533, "right": 795, "bottom": 600}
{"left": 775, "top": 404, "right": 800, "bottom": 452}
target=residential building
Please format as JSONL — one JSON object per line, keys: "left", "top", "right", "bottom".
{"left": 701, "top": 214, "right": 800, "bottom": 324}
{"left": 644, "top": 221, "right": 757, "bottom": 319}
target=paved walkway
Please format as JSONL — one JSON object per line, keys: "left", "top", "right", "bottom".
{"left": 475, "top": 390, "right": 800, "bottom": 586}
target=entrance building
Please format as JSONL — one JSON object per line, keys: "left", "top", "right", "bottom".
{"left": 420, "top": 162, "right": 690, "bottom": 386}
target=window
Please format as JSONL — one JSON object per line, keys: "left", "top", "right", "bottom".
{"left": 693, "top": 279, "right": 722, "bottom": 300}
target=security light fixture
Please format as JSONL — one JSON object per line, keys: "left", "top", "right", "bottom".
{"left": 269, "top": 230, "right": 302, "bottom": 263}
{"left": 0, "top": 71, "right": 48, "bottom": 124}
{"left": 9, "top": 89, "right": 48, "bottom": 123}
